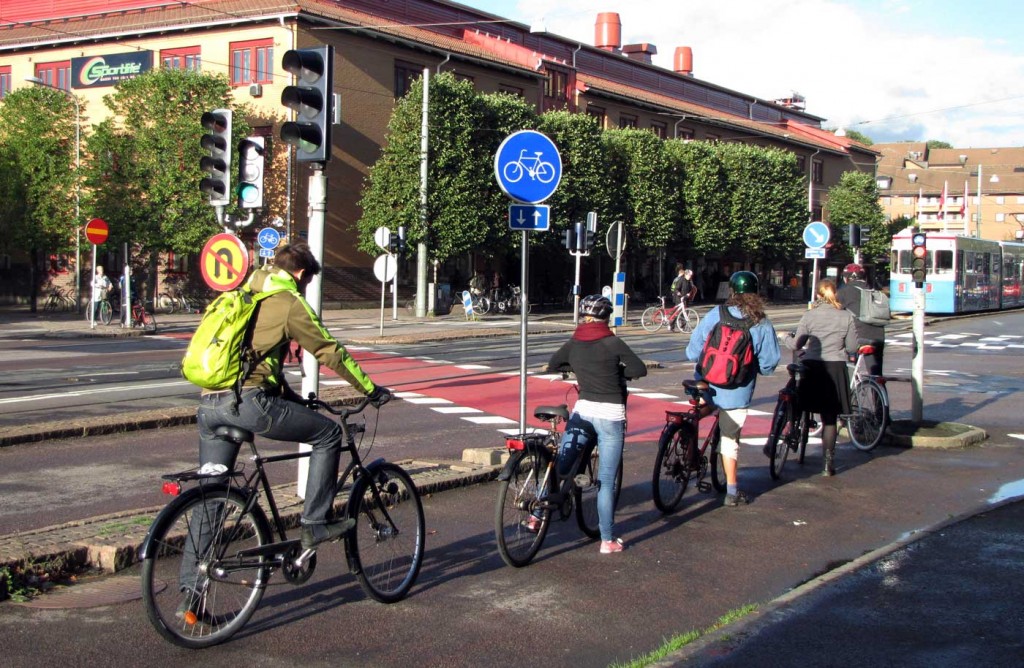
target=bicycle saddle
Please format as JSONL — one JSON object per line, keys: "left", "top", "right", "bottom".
{"left": 534, "top": 405, "right": 569, "bottom": 422}
{"left": 214, "top": 425, "right": 255, "bottom": 444}
{"left": 682, "top": 379, "right": 710, "bottom": 392}
{"left": 786, "top": 363, "right": 805, "bottom": 374}
{"left": 858, "top": 344, "right": 876, "bottom": 355}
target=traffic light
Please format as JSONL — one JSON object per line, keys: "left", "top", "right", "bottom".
{"left": 563, "top": 227, "right": 578, "bottom": 251}
{"left": 389, "top": 226, "right": 407, "bottom": 254}
{"left": 280, "top": 45, "right": 334, "bottom": 163}
{"left": 199, "top": 109, "right": 232, "bottom": 206}
{"left": 848, "top": 223, "right": 861, "bottom": 247}
{"left": 237, "top": 137, "right": 265, "bottom": 209}
{"left": 911, "top": 230, "right": 927, "bottom": 287}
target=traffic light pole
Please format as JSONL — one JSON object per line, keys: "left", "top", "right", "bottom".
{"left": 912, "top": 286, "right": 925, "bottom": 424}
{"left": 297, "top": 165, "right": 327, "bottom": 497}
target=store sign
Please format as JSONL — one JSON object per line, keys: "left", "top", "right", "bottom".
{"left": 72, "top": 51, "right": 153, "bottom": 88}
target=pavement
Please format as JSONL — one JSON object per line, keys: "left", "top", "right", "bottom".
{"left": 1, "top": 302, "right": 1020, "bottom": 665}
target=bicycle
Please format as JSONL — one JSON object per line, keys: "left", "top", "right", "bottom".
{"left": 765, "top": 360, "right": 818, "bottom": 480}
{"left": 494, "top": 404, "right": 623, "bottom": 567}
{"left": 140, "top": 394, "right": 425, "bottom": 649}
{"left": 123, "top": 298, "right": 158, "bottom": 332}
{"left": 651, "top": 380, "right": 727, "bottom": 513}
{"left": 843, "top": 343, "right": 890, "bottom": 451}
{"left": 640, "top": 295, "right": 699, "bottom": 333}
{"left": 85, "top": 297, "right": 114, "bottom": 325}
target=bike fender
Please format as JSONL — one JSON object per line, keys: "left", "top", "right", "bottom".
{"left": 138, "top": 485, "right": 226, "bottom": 560}
{"left": 497, "top": 451, "right": 526, "bottom": 481}
{"left": 363, "top": 457, "right": 387, "bottom": 474}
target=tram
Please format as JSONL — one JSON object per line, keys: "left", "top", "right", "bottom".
{"left": 889, "top": 230, "right": 1024, "bottom": 314}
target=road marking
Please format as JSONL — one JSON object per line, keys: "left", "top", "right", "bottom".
{"left": 463, "top": 416, "right": 517, "bottom": 425}
{"left": 432, "top": 406, "right": 482, "bottom": 414}
{"left": 456, "top": 364, "right": 491, "bottom": 370}
{"left": 0, "top": 380, "right": 192, "bottom": 405}
{"left": 1009, "top": 434, "right": 1024, "bottom": 441}
{"left": 403, "top": 397, "right": 453, "bottom": 405}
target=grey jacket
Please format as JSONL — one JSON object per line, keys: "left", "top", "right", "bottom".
{"left": 786, "top": 303, "right": 858, "bottom": 362}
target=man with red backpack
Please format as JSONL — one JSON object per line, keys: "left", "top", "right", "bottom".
{"left": 685, "top": 271, "right": 781, "bottom": 506}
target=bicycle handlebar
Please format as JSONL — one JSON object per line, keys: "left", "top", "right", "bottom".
{"left": 307, "top": 391, "right": 391, "bottom": 418}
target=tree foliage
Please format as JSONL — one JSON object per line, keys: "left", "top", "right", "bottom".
{"left": 826, "top": 170, "right": 886, "bottom": 261}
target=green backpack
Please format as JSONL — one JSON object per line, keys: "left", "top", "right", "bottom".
{"left": 181, "top": 285, "right": 293, "bottom": 392}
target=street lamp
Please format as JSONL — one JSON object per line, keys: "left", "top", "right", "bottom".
{"left": 25, "top": 76, "right": 81, "bottom": 311}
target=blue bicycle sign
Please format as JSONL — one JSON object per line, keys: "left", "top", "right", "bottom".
{"left": 494, "top": 130, "right": 562, "bottom": 204}
{"left": 257, "top": 227, "right": 281, "bottom": 250}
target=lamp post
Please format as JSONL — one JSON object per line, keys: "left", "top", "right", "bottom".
{"left": 25, "top": 76, "right": 81, "bottom": 312}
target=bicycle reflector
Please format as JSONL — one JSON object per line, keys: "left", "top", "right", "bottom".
{"left": 505, "top": 436, "right": 526, "bottom": 451}
{"left": 665, "top": 411, "right": 687, "bottom": 426}
{"left": 911, "top": 231, "right": 927, "bottom": 286}
{"left": 162, "top": 481, "right": 182, "bottom": 496}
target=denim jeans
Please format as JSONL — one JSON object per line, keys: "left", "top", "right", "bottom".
{"left": 557, "top": 412, "right": 624, "bottom": 542}
{"left": 197, "top": 388, "right": 343, "bottom": 526}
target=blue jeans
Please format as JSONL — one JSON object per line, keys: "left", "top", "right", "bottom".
{"left": 557, "top": 412, "right": 624, "bottom": 542}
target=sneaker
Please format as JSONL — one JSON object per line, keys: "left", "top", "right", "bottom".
{"left": 300, "top": 517, "right": 356, "bottom": 550}
{"left": 176, "top": 590, "right": 222, "bottom": 627}
{"left": 600, "top": 538, "right": 625, "bottom": 554}
{"left": 521, "top": 515, "right": 542, "bottom": 533}
{"left": 723, "top": 491, "right": 749, "bottom": 507}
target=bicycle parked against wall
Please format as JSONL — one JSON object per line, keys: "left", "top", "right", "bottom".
{"left": 844, "top": 343, "right": 890, "bottom": 451}
{"left": 640, "top": 295, "right": 700, "bottom": 333}
{"left": 140, "top": 394, "right": 425, "bottom": 649}
{"left": 651, "top": 379, "right": 727, "bottom": 513}
{"left": 494, "top": 403, "right": 623, "bottom": 567}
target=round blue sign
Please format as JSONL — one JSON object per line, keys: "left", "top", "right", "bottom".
{"left": 494, "top": 130, "right": 562, "bottom": 204}
{"left": 257, "top": 227, "right": 282, "bottom": 250}
{"left": 803, "top": 221, "right": 830, "bottom": 249}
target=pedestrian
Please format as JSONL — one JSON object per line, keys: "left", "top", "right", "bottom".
{"left": 686, "top": 271, "right": 781, "bottom": 506}
{"left": 545, "top": 295, "right": 647, "bottom": 553}
{"left": 837, "top": 263, "right": 886, "bottom": 376}
{"left": 669, "top": 264, "right": 694, "bottom": 331}
{"left": 784, "top": 278, "right": 858, "bottom": 476}
{"left": 91, "top": 266, "right": 111, "bottom": 320}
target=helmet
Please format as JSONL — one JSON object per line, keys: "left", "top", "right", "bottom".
{"left": 579, "top": 294, "right": 613, "bottom": 320}
{"left": 843, "top": 263, "right": 864, "bottom": 279}
{"left": 729, "top": 271, "right": 759, "bottom": 295}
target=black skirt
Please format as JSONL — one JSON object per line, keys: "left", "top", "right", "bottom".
{"left": 798, "top": 359, "right": 850, "bottom": 415}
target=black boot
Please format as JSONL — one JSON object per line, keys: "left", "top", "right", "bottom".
{"left": 822, "top": 423, "right": 837, "bottom": 477}
{"left": 822, "top": 446, "right": 835, "bottom": 477}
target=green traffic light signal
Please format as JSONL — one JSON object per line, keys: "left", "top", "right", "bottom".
{"left": 280, "top": 46, "right": 334, "bottom": 163}
{"left": 237, "top": 137, "right": 265, "bottom": 209}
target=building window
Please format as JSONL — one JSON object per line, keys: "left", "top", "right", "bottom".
{"left": 649, "top": 121, "right": 667, "bottom": 139}
{"left": 543, "top": 67, "right": 569, "bottom": 103}
{"left": 996, "top": 213, "right": 1006, "bottom": 222}
{"left": 230, "top": 39, "right": 273, "bottom": 85}
{"left": 161, "top": 46, "right": 201, "bottom": 71}
{"left": 586, "top": 105, "right": 605, "bottom": 128}
{"left": 812, "top": 159, "right": 824, "bottom": 184}
{"left": 676, "top": 127, "right": 695, "bottom": 140}
{"left": 0, "top": 66, "right": 10, "bottom": 98}
{"left": 706, "top": 133, "right": 720, "bottom": 142}
{"left": 996, "top": 196, "right": 1005, "bottom": 205}
{"left": 35, "top": 61, "right": 72, "bottom": 91}
{"left": 168, "top": 252, "right": 189, "bottom": 274}
{"left": 881, "top": 196, "right": 891, "bottom": 206}
{"left": 394, "top": 61, "right": 423, "bottom": 98}
{"left": 453, "top": 72, "right": 474, "bottom": 83}
{"left": 796, "top": 155, "right": 806, "bottom": 172}
{"left": 499, "top": 84, "right": 524, "bottom": 97}
{"left": 903, "top": 197, "right": 913, "bottom": 206}
{"left": 619, "top": 114, "right": 638, "bottom": 129}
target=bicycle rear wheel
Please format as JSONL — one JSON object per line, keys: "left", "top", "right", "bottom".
{"left": 495, "top": 449, "right": 550, "bottom": 567}
{"left": 652, "top": 423, "right": 693, "bottom": 513}
{"left": 848, "top": 380, "right": 888, "bottom": 451}
{"left": 677, "top": 308, "right": 699, "bottom": 334}
{"left": 576, "top": 446, "right": 623, "bottom": 538}
{"left": 141, "top": 488, "right": 271, "bottom": 649}
{"left": 640, "top": 306, "right": 665, "bottom": 332}
{"left": 142, "top": 310, "right": 158, "bottom": 332}
{"left": 346, "top": 463, "right": 424, "bottom": 603}
{"left": 158, "top": 293, "right": 176, "bottom": 314}
{"left": 707, "top": 424, "right": 727, "bottom": 493}
{"left": 98, "top": 300, "right": 113, "bottom": 325}
{"left": 767, "top": 399, "right": 794, "bottom": 480}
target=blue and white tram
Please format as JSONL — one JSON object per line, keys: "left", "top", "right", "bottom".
{"left": 890, "top": 231, "right": 1024, "bottom": 314}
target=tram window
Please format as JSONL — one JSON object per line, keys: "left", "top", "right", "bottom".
{"left": 934, "top": 250, "right": 953, "bottom": 274}
{"left": 895, "top": 250, "right": 911, "bottom": 273}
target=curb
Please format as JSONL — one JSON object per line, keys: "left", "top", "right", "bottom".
{"left": 886, "top": 420, "right": 988, "bottom": 449}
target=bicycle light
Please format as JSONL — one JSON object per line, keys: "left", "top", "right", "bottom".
{"left": 505, "top": 436, "right": 526, "bottom": 451}
{"left": 162, "top": 481, "right": 181, "bottom": 496}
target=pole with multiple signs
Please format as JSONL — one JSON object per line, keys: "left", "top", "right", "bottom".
{"left": 803, "top": 221, "right": 830, "bottom": 308}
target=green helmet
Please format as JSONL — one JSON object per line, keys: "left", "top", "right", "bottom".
{"left": 729, "top": 271, "right": 759, "bottom": 295}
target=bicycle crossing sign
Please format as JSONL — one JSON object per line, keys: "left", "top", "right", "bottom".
{"left": 200, "top": 232, "right": 250, "bottom": 291}
{"left": 494, "top": 130, "right": 562, "bottom": 204}
{"left": 257, "top": 227, "right": 281, "bottom": 250}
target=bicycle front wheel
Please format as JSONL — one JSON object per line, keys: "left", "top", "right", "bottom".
{"left": 99, "top": 300, "right": 113, "bottom": 325}
{"left": 495, "top": 448, "right": 550, "bottom": 567}
{"left": 707, "top": 424, "right": 727, "bottom": 493}
{"left": 768, "top": 399, "right": 794, "bottom": 480}
{"left": 640, "top": 306, "right": 665, "bottom": 332}
{"left": 576, "top": 447, "right": 623, "bottom": 539}
{"left": 652, "top": 423, "right": 693, "bottom": 513}
{"left": 158, "top": 293, "right": 176, "bottom": 314}
{"left": 141, "top": 488, "right": 271, "bottom": 649}
{"left": 677, "top": 308, "right": 699, "bottom": 334}
{"left": 142, "top": 311, "right": 158, "bottom": 332}
{"left": 797, "top": 411, "right": 811, "bottom": 464}
{"left": 848, "top": 380, "right": 888, "bottom": 451}
{"left": 346, "top": 463, "right": 425, "bottom": 603}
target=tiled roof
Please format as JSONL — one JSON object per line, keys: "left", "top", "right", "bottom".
{"left": 875, "top": 143, "right": 1024, "bottom": 195}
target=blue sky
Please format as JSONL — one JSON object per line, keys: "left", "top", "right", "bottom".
{"left": 457, "top": 0, "right": 1024, "bottom": 147}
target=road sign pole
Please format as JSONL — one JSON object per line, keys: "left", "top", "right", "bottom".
{"left": 298, "top": 166, "right": 327, "bottom": 497}
{"left": 573, "top": 251, "right": 582, "bottom": 325}
{"left": 809, "top": 258, "right": 819, "bottom": 309}
{"left": 90, "top": 244, "right": 97, "bottom": 329}
{"left": 912, "top": 286, "right": 926, "bottom": 424}
{"left": 519, "top": 231, "right": 529, "bottom": 433}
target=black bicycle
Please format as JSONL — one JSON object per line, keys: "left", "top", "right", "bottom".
{"left": 494, "top": 404, "right": 623, "bottom": 567}
{"left": 652, "top": 380, "right": 727, "bottom": 513}
{"left": 766, "top": 361, "right": 818, "bottom": 480}
{"left": 139, "top": 394, "right": 425, "bottom": 648}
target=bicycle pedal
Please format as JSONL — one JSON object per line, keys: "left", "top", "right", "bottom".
{"left": 697, "top": 481, "right": 711, "bottom": 493}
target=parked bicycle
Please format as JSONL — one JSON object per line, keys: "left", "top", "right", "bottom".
{"left": 44, "top": 288, "right": 76, "bottom": 312}
{"left": 491, "top": 285, "right": 531, "bottom": 314}
{"left": 651, "top": 379, "right": 727, "bottom": 513}
{"left": 85, "top": 295, "right": 114, "bottom": 325}
{"left": 640, "top": 295, "right": 699, "bottom": 333}
{"left": 140, "top": 394, "right": 425, "bottom": 649}
{"left": 844, "top": 343, "right": 889, "bottom": 451}
{"left": 494, "top": 403, "right": 623, "bottom": 567}
{"left": 123, "top": 298, "right": 157, "bottom": 332}
{"left": 765, "top": 360, "right": 819, "bottom": 480}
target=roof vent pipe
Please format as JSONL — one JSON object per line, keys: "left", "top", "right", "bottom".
{"left": 674, "top": 46, "right": 693, "bottom": 76}
{"left": 595, "top": 12, "right": 621, "bottom": 51}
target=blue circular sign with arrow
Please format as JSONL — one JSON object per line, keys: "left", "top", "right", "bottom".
{"left": 494, "top": 130, "right": 562, "bottom": 204}
{"left": 803, "top": 221, "right": 830, "bottom": 249}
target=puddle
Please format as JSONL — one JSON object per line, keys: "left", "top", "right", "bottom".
{"left": 988, "top": 478, "right": 1024, "bottom": 504}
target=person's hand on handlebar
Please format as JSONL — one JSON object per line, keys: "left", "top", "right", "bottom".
{"left": 368, "top": 385, "right": 392, "bottom": 406}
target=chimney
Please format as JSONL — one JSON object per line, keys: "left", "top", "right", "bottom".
{"left": 623, "top": 43, "right": 657, "bottom": 65}
{"left": 674, "top": 46, "right": 693, "bottom": 76}
{"left": 595, "top": 12, "right": 621, "bottom": 52}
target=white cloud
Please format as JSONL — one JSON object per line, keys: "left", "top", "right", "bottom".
{"left": 509, "top": 0, "right": 1024, "bottom": 147}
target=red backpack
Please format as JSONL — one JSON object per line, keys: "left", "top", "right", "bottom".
{"left": 697, "top": 305, "right": 756, "bottom": 389}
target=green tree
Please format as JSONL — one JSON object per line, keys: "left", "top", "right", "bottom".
{"left": 602, "top": 128, "right": 675, "bottom": 249}
{"left": 926, "top": 139, "right": 953, "bottom": 149}
{"left": 826, "top": 170, "right": 886, "bottom": 263}
{"left": 536, "top": 111, "right": 608, "bottom": 239}
{"left": 663, "top": 139, "right": 731, "bottom": 252}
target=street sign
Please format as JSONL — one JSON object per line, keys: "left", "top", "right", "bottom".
{"left": 200, "top": 232, "right": 250, "bottom": 291}
{"left": 258, "top": 248, "right": 275, "bottom": 258}
{"left": 612, "top": 271, "right": 626, "bottom": 328}
{"left": 373, "top": 226, "right": 392, "bottom": 251}
{"left": 373, "top": 254, "right": 397, "bottom": 283}
{"left": 256, "top": 227, "right": 281, "bottom": 250}
{"left": 85, "top": 218, "right": 109, "bottom": 245}
{"left": 803, "top": 221, "right": 830, "bottom": 249}
{"left": 805, "top": 247, "right": 827, "bottom": 259}
{"left": 494, "top": 130, "right": 562, "bottom": 204}
{"left": 508, "top": 204, "right": 550, "bottom": 231}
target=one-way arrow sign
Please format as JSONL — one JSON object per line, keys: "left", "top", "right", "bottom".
{"left": 509, "top": 204, "right": 550, "bottom": 231}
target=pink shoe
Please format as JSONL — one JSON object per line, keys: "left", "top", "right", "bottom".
{"left": 600, "top": 538, "right": 625, "bottom": 554}
{"left": 521, "top": 515, "right": 541, "bottom": 533}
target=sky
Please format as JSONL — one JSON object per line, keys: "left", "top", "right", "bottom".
{"left": 457, "top": 0, "right": 1024, "bottom": 148}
